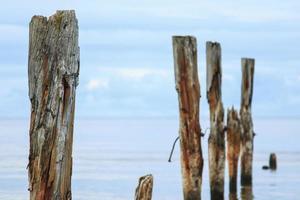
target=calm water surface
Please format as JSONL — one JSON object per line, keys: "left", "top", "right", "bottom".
{"left": 0, "top": 118, "right": 299, "bottom": 199}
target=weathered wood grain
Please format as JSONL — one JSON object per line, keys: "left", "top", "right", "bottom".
{"left": 226, "top": 107, "right": 241, "bottom": 194}
{"left": 206, "top": 41, "right": 225, "bottom": 200}
{"left": 172, "top": 36, "right": 203, "bottom": 200}
{"left": 135, "top": 175, "right": 153, "bottom": 200}
{"left": 28, "top": 10, "right": 79, "bottom": 200}
{"left": 240, "top": 58, "right": 255, "bottom": 187}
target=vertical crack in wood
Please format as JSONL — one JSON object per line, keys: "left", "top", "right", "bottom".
{"left": 206, "top": 41, "right": 225, "bottom": 200}
{"left": 28, "top": 10, "right": 79, "bottom": 200}
{"left": 172, "top": 36, "right": 203, "bottom": 200}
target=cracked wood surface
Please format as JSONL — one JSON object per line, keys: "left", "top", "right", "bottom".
{"left": 240, "top": 58, "right": 254, "bottom": 187}
{"left": 28, "top": 10, "right": 79, "bottom": 200}
{"left": 172, "top": 36, "right": 203, "bottom": 200}
{"left": 226, "top": 107, "right": 241, "bottom": 194}
{"left": 206, "top": 41, "right": 225, "bottom": 200}
{"left": 135, "top": 175, "right": 153, "bottom": 200}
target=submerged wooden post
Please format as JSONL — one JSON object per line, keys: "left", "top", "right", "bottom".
{"left": 172, "top": 36, "right": 203, "bottom": 200}
{"left": 206, "top": 41, "right": 225, "bottom": 200}
{"left": 240, "top": 58, "right": 255, "bottom": 187}
{"left": 135, "top": 175, "right": 153, "bottom": 200}
{"left": 28, "top": 10, "right": 79, "bottom": 200}
{"left": 226, "top": 107, "right": 241, "bottom": 194}
{"left": 269, "top": 153, "right": 277, "bottom": 170}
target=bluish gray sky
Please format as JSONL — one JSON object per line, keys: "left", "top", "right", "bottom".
{"left": 0, "top": 0, "right": 300, "bottom": 118}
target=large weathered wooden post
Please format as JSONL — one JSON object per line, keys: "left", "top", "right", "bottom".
{"left": 28, "top": 10, "right": 79, "bottom": 200}
{"left": 240, "top": 58, "right": 255, "bottom": 187}
{"left": 172, "top": 36, "right": 204, "bottom": 200}
{"left": 206, "top": 41, "right": 225, "bottom": 200}
{"left": 135, "top": 175, "right": 153, "bottom": 200}
{"left": 226, "top": 107, "right": 241, "bottom": 194}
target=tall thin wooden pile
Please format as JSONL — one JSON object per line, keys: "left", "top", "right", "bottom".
{"left": 240, "top": 58, "right": 255, "bottom": 187}
{"left": 172, "top": 36, "right": 204, "bottom": 200}
{"left": 206, "top": 41, "right": 225, "bottom": 200}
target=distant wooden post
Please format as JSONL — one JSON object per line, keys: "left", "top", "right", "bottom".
{"left": 206, "top": 41, "right": 225, "bottom": 200}
{"left": 135, "top": 175, "right": 153, "bottom": 200}
{"left": 240, "top": 58, "right": 255, "bottom": 187}
{"left": 172, "top": 36, "right": 204, "bottom": 200}
{"left": 226, "top": 107, "right": 241, "bottom": 194}
{"left": 28, "top": 10, "right": 79, "bottom": 200}
{"left": 269, "top": 153, "right": 277, "bottom": 170}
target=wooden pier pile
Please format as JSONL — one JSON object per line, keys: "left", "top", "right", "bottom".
{"left": 171, "top": 36, "right": 255, "bottom": 200}
{"left": 27, "top": 11, "right": 256, "bottom": 200}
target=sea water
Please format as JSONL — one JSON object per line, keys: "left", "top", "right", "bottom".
{"left": 0, "top": 118, "right": 299, "bottom": 200}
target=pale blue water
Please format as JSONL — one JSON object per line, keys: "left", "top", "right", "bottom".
{"left": 0, "top": 118, "right": 299, "bottom": 199}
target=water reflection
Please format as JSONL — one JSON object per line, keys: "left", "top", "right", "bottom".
{"left": 229, "top": 193, "right": 238, "bottom": 200}
{"left": 240, "top": 186, "right": 253, "bottom": 200}
{"left": 229, "top": 186, "right": 253, "bottom": 200}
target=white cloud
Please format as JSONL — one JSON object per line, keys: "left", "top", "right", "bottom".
{"left": 80, "top": 29, "right": 168, "bottom": 46}
{"left": 0, "top": 24, "right": 27, "bottom": 44}
{"left": 96, "top": 67, "right": 170, "bottom": 81}
{"left": 219, "top": 5, "right": 300, "bottom": 22}
{"left": 117, "top": 68, "right": 168, "bottom": 80}
{"left": 288, "top": 95, "right": 300, "bottom": 104}
{"left": 86, "top": 79, "right": 109, "bottom": 91}
{"left": 284, "top": 74, "right": 300, "bottom": 87}
{"left": 1, "top": 0, "right": 300, "bottom": 118}
{"left": 223, "top": 73, "right": 234, "bottom": 81}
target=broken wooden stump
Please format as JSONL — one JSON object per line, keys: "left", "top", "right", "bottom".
{"left": 135, "top": 174, "right": 153, "bottom": 200}
{"left": 172, "top": 36, "right": 204, "bottom": 200}
{"left": 240, "top": 58, "right": 255, "bottom": 187}
{"left": 226, "top": 107, "right": 241, "bottom": 194}
{"left": 206, "top": 41, "right": 225, "bottom": 200}
{"left": 28, "top": 10, "right": 79, "bottom": 200}
{"left": 269, "top": 153, "right": 277, "bottom": 170}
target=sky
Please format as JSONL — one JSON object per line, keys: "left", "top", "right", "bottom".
{"left": 0, "top": 0, "right": 300, "bottom": 118}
